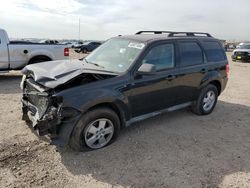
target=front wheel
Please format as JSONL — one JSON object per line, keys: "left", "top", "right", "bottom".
{"left": 191, "top": 84, "right": 218, "bottom": 115}
{"left": 69, "top": 108, "right": 120, "bottom": 151}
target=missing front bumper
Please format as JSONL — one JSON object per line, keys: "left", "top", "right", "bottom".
{"left": 22, "top": 99, "right": 81, "bottom": 147}
{"left": 22, "top": 99, "right": 61, "bottom": 136}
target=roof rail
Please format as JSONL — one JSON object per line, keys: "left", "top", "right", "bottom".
{"left": 136, "top": 31, "right": 173, "bottom": 35}
{"left": 136, "top": 31, "right": 212, "bottom": 37}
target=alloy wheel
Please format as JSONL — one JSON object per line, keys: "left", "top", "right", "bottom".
{"left": 202, "top": 90, "right": 216, "bottom": 112}
{"left": 84, "top": 118, "right": 114, "bottom": 149}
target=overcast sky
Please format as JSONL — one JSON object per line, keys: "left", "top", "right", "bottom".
{"left": 0, "top": 0, "right": 249, "bottom": 40}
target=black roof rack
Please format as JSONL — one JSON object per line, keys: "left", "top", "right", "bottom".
{"left": 136, "top": 31, "right": 212, "bottom": 37}
{"left": 136, "top": 31, "right": 173, "bottom": 35}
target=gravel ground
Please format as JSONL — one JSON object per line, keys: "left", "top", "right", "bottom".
{"left": 0, "top": 52, "right": 250, "bottom": 188}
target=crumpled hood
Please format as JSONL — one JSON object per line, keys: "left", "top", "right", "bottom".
{"left": 22, "top": 59, "right": 117, "bottom": 88}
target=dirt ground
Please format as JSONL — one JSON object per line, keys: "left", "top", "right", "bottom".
{"left": 1, "top": 52, "right": 250, "bottom": 188}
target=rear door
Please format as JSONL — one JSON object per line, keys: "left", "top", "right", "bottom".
{"left": 174, "top": 40, "right": 206, "bottom": 104}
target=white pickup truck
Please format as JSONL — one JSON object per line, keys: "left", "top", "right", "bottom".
{"left": 0, "top": 28, "right": 69, "bottom": 71}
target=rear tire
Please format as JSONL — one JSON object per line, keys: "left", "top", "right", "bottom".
{"left": 191, "top": 84, "right": 218, "bottom": 115}
{"left": 69, "top": 108, "right": 120, "bottom": 151}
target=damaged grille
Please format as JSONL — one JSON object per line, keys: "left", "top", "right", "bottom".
{"left": 24, "top": 79, "right": 49, "bottom": 119}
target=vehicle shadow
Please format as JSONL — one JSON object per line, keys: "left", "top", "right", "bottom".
{"left": 59, "top": 100, "right": 250, "bottom": 187}
{"left": 0, "top": 73, "right": 22, "bottom": 94}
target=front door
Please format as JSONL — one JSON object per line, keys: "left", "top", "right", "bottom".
{"left": 128, "top": 42, "right": 179, "bottom": 117}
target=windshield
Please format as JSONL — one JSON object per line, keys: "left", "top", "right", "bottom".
{"left": 85, "top": 38, "right": 145, "bottom": 73}
{"left": 237, "top": 44, "right": 250, "bottom": 49}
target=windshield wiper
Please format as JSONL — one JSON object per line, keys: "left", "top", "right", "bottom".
{"left": 81, "top": 58, "right": 118, "bottom": 73}
{"left": 79, "top": 58, "right": 88, "bottom": 63}
{"left": 82, "top": 58, "right": 105, "bottom": 68}
{"left": 89, "top": 62, "right": 105, "bottom": 69}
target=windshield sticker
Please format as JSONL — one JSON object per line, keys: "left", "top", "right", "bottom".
{"left": 120, "top": 48, "right": 126, "bottom": 53}
{"left": 118, "top": 64, "right": 124, "bottom": 68}
{"left": 128, "top": 42, "right": 145, "bottom": 49}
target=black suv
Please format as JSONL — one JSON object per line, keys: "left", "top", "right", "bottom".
{"left": 21, "top": 31, "right": 229, "bottom": 151}
{"left": 75, "top": 41, "right": 102, "bottom": 53}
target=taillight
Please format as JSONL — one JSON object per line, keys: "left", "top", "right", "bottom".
{"left": 226, "top": 64, "right": 229, "bottom": 78}
{"left": 64, "top": 48, "right": 69, "bottom": 56}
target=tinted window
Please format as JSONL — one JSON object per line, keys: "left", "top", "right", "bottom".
{"left": 179, "top": 42, "right": 203, "bottom": 66}
{"left": 203, "top": 41, "right": 225, "bottom": 62}
{"left": 142, "top": 43, "right": 174, "bottom": 71}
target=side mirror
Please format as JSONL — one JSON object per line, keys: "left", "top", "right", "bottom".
{"left": 137, "top": 63, "right": 156, "bottom": 75}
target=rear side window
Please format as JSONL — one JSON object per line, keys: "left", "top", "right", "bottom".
{"left": 179, "top": 42, "right": 203, "bottom": 67}
{"left": 203, "top": 41, "right": 225, "bottom": 62}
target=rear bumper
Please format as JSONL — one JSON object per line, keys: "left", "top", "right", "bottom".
{"left": 221, "top": 77, "right": 228, "bottom": 94}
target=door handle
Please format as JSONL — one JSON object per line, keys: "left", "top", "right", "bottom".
{"left": 200, "top": 68, "right": 207, "bottom": 73}
{"left": 165, "top": 75, "right": 176, "bottom": 81}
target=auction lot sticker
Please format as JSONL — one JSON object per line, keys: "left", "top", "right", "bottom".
{"left": 128, "top": 42, "right": 145, "bottom": 49}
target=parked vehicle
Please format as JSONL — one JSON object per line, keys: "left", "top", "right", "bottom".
{"left": 72, "top": 41, "right": 83, "bottom": 48}
{"left": 61, "top": 42, "right": 73, "bottom": 48}
{"left": 21, "top": 31, "right": 229, "bottom": 151}
{"left": 0, "top": 28, "right": 69, "bottom": 71}
{"left": 232, "top": 43, "right": 250, "bottom": 62}
{"left": 39, "top": 40, "right": 59, "bottom": 44}
{"left": 75, "top": 41, "right": 102, "bottom": 53}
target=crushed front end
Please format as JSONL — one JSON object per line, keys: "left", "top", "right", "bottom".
{"left": 21, "top": 77, "right": 63, "bottom": 136}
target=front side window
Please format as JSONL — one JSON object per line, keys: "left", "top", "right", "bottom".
{"left": 179, "top": 42, "right": 203, "bottom": 67}
{"left": 85, "top": 38, "right": 144, "bottom": 73}
{"left": 142, "top": 43, "right": 175, "bottom": 71}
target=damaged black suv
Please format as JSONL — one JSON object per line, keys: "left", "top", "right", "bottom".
{"left": 21, "top": 31, "right": 229, "bottom": 151}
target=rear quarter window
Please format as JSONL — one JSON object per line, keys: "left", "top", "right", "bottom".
{"left": 203, "top": 41, "right": 226, "bottom": 62}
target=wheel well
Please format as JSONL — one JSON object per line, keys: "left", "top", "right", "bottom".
{"left": 28, "top": 55, "right": 52, "bottom": 64}
{"left": 210, "top": 80, "right": 221, "bottom": 95}
{"left": 87, "top": 103, "right": 125, "bottom": 127}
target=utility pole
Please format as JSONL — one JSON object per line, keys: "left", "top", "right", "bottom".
{"left": 78, "top": 18, "right": 81, "bottom": 42}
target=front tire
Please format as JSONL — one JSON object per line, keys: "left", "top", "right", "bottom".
{"left": 192, "top": 84, "right": 218, "bottom": 115}
{"left": 69, "top": 108, "right": 120, "bottom": 151}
